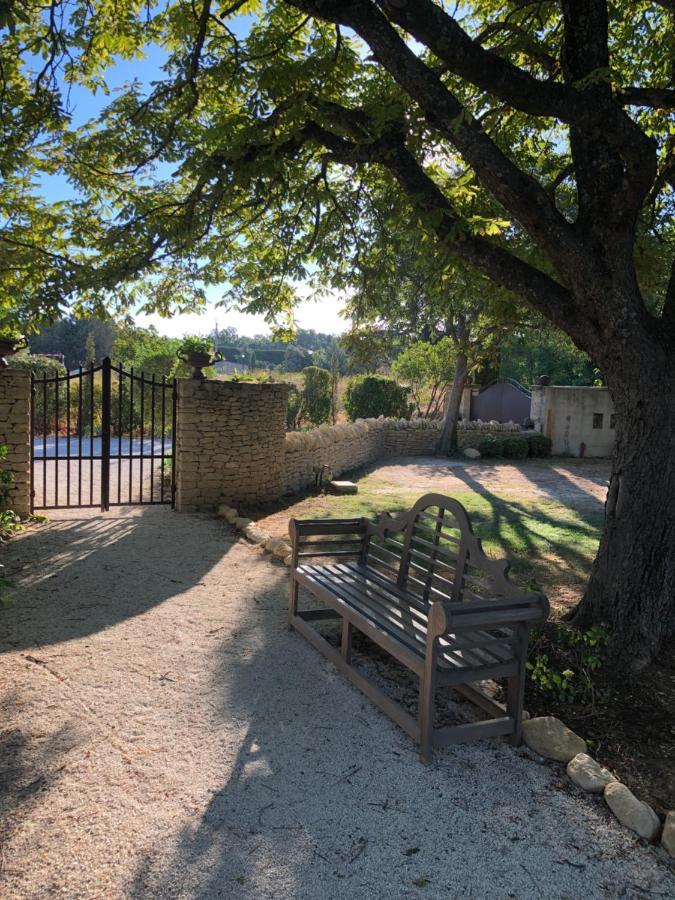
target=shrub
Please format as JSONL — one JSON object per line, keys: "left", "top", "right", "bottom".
{"left": 301, "top": 366, "right": 332, "bottom": 426}
{"left": 177, "top": 335, "right": 215, "bottom": 356}
{"left": 525, "top": 432, "right": 552, "bottom": 458}
{"left": 10, "top": 353, "right": 66, "bottom": 380}
{"left": 502, "top": 436, "right": 529, "bottom": 459}
{"left": 477, "top": 436, "right": 505, "bottom": 458}
{"left": 286, "top": 384, "right": 302, "bottom": 430}
{"left": 344, "top": 375, "right": 411, "bottom": 421}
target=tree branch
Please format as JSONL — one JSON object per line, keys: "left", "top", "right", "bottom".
{"left": 301, "top": 119, "right": 581, "bottom": 339}
{"left": 287, "top": 0, "right": 580, "bottom": 269}
{"left": 617, "top": 87, "right": 675, "bottom": 109}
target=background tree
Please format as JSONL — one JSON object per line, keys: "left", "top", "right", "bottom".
{"left": 3, "top": 1, "right": 674, "bottom": 664}
{"left": 392, "top": 339, "right": 457, "bottom": 420}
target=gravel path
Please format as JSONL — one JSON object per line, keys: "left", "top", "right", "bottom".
{"left": 1, "top": 507, "right": 672, "bottom": 899}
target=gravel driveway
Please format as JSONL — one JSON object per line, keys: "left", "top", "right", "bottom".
{"left": 0, "top": 507, "right": 672, "bottom": 899}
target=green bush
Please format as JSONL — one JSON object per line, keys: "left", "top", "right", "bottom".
{"left": 286, "top": 384, "right": 302, "bottom": 430}
{"left": 177, "top": 334, "right": 215, "bottom": 356}
{"left": 301, "top": 366, "right": 332, "bottom": 426}
{"left": 502, "top": 436, "right": 529, "bottom": 459}
{"left": 477, "top": 436, "right": 505, "bottom": 458}
{"left": 10, "top": 352, "right": 67, "bottom": 380}
{"left": 344, "top": 375, "right": 411, "bottom": 421}
{"left": 525, "top": 432, "right": 553, "bottom": 458}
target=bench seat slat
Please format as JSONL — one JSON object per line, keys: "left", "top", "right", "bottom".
{"left": 327, "top": 563, "right": 517, "bottom": 666}
{"left": 296, "top": 563, "right": 516, "bottom": 672}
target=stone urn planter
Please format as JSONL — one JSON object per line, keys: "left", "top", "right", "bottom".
{"left": 0, "top": 336, "right": 27, "bottom": 368}
{"left": 177, "top": 344, "right": 223, "bottom": 380}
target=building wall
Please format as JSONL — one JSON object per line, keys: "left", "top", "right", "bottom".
{"left": 175, "top": 379, "right": 289, "bottom": 511}
{"left": 530, "top": 385, "right": 615, "bottom": 457}
{"left": 0, "top": 368, "right": 31, "bottom": 517}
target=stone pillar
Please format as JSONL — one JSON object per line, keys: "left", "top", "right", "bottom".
{"left": 0, "top": 368, "right": 31, "bottom": 517}
{"left": 175, "top": 379, "right": 289, "bottom": 512}
{"left": 529, "top": 384, "right": 546, "bottom": 433}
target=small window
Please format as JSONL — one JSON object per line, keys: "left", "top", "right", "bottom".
{"left": 609, "top": 414, "right": 616, "bottom": 429}
{"left": 592, "top": 413, "right": 604, "bottom": 429}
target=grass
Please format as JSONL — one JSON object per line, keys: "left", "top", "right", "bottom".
{"left": 259, "top": 467, "right": 604, "bottom": 596}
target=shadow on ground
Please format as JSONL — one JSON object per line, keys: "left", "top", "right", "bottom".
{"left": 128, "top": 576, "right": 671, "bottom": 900}
{"left": 0, "top": 506, "right": 231, "bottom": 652}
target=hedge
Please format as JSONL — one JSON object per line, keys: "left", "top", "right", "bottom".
{"left": 344, "top": 375, "right": 410, "bottom": 421}
{"left": 525, "top": 432, "right": 553, "bottom": 458}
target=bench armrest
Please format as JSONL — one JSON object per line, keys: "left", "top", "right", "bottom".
{"left": 429, "top": 592, "right": 549, "bottom": 636}
{"left": 289, "top": 517, "right": 368, "bottom": 562}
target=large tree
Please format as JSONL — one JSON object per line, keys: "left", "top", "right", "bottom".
{"left": 2, "top": 1, "right": 674, "bottom": 665}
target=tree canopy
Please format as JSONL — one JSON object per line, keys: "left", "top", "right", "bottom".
{"left": 3, "top": 1, "right": 675, "bottom": 662}
{"left": 3, "top": 1, "right": 672, "bottom": 335}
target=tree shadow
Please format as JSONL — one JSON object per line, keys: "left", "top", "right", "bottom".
{"left": 378, "top": 459, "right": 603, "bottom": 586}
{"left": 402, "top": 457, "right": 608, "bottom": 513}
{"left": 0, "top": 699, "right": 84, "bottom": 853}
{"left": 126, "top": 571, "right": 671, "bottom": 899}
{"left": 0, "top": 507, "right": 235, "bottom": 653}
{"left": 446, "top": 466, "right": 603, "bottom": 585}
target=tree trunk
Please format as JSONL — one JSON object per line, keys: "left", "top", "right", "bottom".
{"left": 437, "top": 352, "right": 468, "bottom": 456}
{"left": 573, "top": 363, "right": 675, "bottom": 667}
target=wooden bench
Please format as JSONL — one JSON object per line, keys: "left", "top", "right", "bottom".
{"left": 288, "top": 493, "right": 549, "bottom": 762}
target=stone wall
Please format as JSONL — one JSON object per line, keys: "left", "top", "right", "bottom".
{"left": 457, "top": 420, "right": 522, "bottom": 449}
{"left": 175, "top": 379, "right": 289, "bottom": 511}
{"left": 0, "top": 368, "right": 31, "bottom": 517}
{"left": 283, "top": 418, "right": 441, "bottom": 494}
{"left": 530, "top": 385, "right": 615, "bottom": 457}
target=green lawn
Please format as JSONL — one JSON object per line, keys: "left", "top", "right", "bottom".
{"left": 261, "top": 468, "right": 604, "bottom": 597}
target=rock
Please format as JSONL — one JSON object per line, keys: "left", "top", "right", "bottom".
{"left": 234, "top": 516, "right": 253, "bottom": 530}
{"left": 272, "top": 541, "right": 292, "bottom": 560}
{"left": 566, "top": 753, "right": 617, "bottom": 793}
{"left": 661, "top": 810, "right": 675, "bottom": 857}
{"left": 329, "top": 480, "right": 358, "bottom": 494}
{"left": 522, "top": 716, "right": 587, "bottom": 762}
{"left": 604, "top": 782, "right": 661, "bottom": 841}
{"left": 463, "top": 447, "right": 481, "bottom": 459}
{"left": 265, "top": 539, "right": 293, "bottom": 560}
{"left": 243, "top": 523, "right": 269, "bottom": 544}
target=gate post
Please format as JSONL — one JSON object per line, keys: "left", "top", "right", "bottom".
{"left": 0, "top": 367, "right": 31, "bottom": 517}
{"left": 174, "top": 379, "right": 289, "bottom": 512}
{"left": 100, "top": 357, "right": 111, "bottom": 511}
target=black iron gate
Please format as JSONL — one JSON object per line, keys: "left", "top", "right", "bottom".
{"left": 31, "top": 357, "right": 176, "bottom": 512}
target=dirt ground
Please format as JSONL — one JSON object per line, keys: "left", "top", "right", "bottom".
{"left": 32, "top": 457, "right": 169, "bottom": 509}
{"left": 1, "top": 500, "right": 673, "bottom": 899}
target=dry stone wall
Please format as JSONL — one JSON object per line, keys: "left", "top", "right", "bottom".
{"left": 0, "top": 368, "right": 31, "bottom": 517}
{"left": 175, "top": 379, "right": 289, "bottom": 511}
{"left": 457, "top": 420, "right": 522, "bottom": 450}
{"left": 283, "top": 418, "right": 441, "bottom": 494}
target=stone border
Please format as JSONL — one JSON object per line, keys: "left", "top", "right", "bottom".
{"left": 216, "top": 504, "right": 674, "bottom": 860}
{"left": 521, "top": 717, "right": 673, "bottom": 854}
{"left": 217, "top": 503, "right": 294, "bottom": 566}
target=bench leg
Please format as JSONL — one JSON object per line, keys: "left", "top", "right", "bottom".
{"left": 506, "top": 624, "right": 528, "bottom": 745}
{"left": 418, "top": 644, "right": 438, "bottom": 764}
{"left": 341, "top": 619, "right": 353, "bottom": 664}
{"left": 288, "top": 575, "right": 299, "bottom": 631}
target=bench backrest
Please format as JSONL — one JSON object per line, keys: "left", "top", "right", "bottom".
{"left": 363, "top": 492, "right": 523, "bottom": 606}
